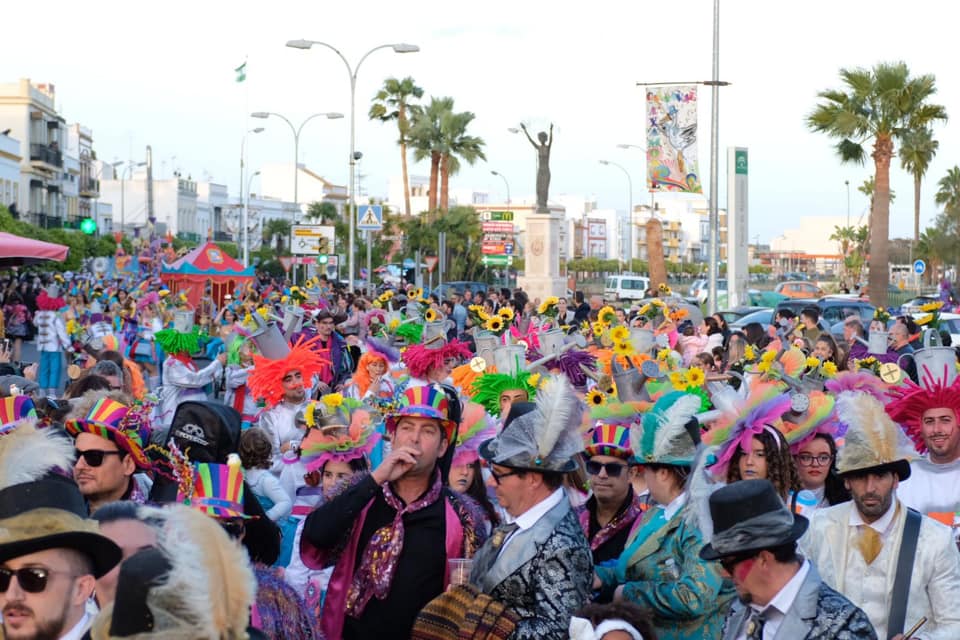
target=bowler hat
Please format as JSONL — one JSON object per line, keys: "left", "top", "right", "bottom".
{"left": 699, "top": 479, "right": 808, "bottom": 561}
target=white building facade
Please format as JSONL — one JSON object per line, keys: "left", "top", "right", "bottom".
{"left": 259, "top": 163, "right": 347, "bottom": 219}
{"left": 0, "top": 133, "right": 20, "bottom": 210}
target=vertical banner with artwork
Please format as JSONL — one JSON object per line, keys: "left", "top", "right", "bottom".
{"left": 646, "top": 86, "right": 702, "bottom": 193}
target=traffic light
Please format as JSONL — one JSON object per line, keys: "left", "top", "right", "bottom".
{"left": 317, "top": 254, "right": 329, "bottom": 265}
{"left": 80, "top": 218, "right": 97, "bottom": 235}
{"left": 317, "top": 236, "right": 330, "bottom": 254}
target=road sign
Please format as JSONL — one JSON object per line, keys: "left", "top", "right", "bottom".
{"left": 425, "top": 256, "right": 439, "bottom": 272}
{"left": 291, "top": 225, "right": 335, "bottom": 255}
{"left": 482, "top": 243, "right": 509, "bottom": 255}
{"left": 913, "top": 259, "right": 926, "bottom": 275}
{"left": 482, "top": 221, "right": 514, "bottom": 234}
{"left": 489, "top": 211, "right": 514, "bottom": 221}
{"left": 279, "top": 256, "right": 293, "bottom": 272}
{"left": 504, "top": 243, "right": 514, "bottom": 255}
{"left": 357, "top": 205, "right": 383, "bottom": 231}
{"left": 482, "top": 255, "right": 512, "bottom": 266}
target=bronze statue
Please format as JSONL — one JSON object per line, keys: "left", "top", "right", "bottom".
{"left": 520, "top": 123, "right": 553, "bottom": 213}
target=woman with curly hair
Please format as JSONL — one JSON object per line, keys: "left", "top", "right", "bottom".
{"left": 725, "top": 426, "right": 801, "bottom": 502}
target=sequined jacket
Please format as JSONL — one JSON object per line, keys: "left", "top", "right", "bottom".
{"left": 595, "top": 504, "right": 735, "bottom": 640}
{"left": 721, "top": 562, "right": 877, "bottom": 640}
{"left": 475, "top": 499, "right": 593, "bottom": 640}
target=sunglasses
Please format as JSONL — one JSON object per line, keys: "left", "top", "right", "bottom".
{"left": 719, "top": 553, "right": 757, "bottom": 574}
{"left": 585, "top": 460, "right": 628, "bottom": 478}
{"left": 219, "top": 519, "right": 246, "bottom": 538}
{"left": 489, "top": 468, "right": 521, "bottom": 484}
{"left": 75, "top": 449, "right": 124, "bottom": 467}
{"left": 0, "top": 567, "right": 74, "bottom": 594}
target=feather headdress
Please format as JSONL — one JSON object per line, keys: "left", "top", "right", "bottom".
{"left": 778, "top": 391, "right": 838, "bottom": 452}
{"left": 0, "top": 420, "right": 74, "bottom": 491}
{"left": 299, "top": 409, "right": 380, "bottom": 472}
{"left": 836, "top": 391, "right": 917, "bottom": 478}
{"left": 478, "top": 374, "right": 584, "bottom": 472}
{"left": 702, "top": 379, "right": 791, "bottom": 479}
{"left": 824, "top": 369, "right": 890, "bottom": 402}
{"left": 452, "top": 402, "right": 498, "bottom": 466}
{"left": 89, "top": 503, "right": 256, "bottom": 640}
{"left": 885, "top": 371, "right": 960, "bottom": 454}
{"left": 634, "top": 392, "right": 703, "bottom": 466}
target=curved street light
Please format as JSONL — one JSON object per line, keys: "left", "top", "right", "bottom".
{"left": 286, "top": 39, "right": 419, "bottom": 289}
{"left": 599, "top": 160, "right": 634, "bottom": 263}
{"left": 490, "top": 170, "right": 511, "bottom": 204}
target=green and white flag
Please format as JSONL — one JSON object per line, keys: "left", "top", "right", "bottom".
{"left": 235, "top": 62, "right": 247, "bottom": 83}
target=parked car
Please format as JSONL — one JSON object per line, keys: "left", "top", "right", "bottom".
{"left": 899, "top": 296, "right": 939, "bottom": 316}
{"left": 729, "top": 309, "right": 774, "bottom": 331}
{"left": 717, "top": 306, "right": 768, "bottom": 325}
{"left": 937, "top": 313, "right": 960, "bottom": 346}
{"left": 691, "top": 278, "right": 728, "bottom": 305}
{"left": 775, "top": 281, "right": 826, "bottom": 299}
{"left": 432, "top": 281, "right": 491, "bottom": 299}
{"left": 773, "top": 297, "right": 875, "bottom": 329}
{"left": 605, "top": 275, "right": 651, "bottom": 302}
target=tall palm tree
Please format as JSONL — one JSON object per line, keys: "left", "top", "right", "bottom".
{"left": 263, "top": 218, "right": 291, "bottom": 255}
{"left": 858, "top": 176, "right": 895, "bottom": 217}
{"left": 934, "top": 166, "right": 960, "bottom": 220}
{"left": 899, "top": 127, "right": 939, "bottom": 245}
{"left": 438, "top": 110, "right": 486, "bottom": 213}
{"left": 410, "top": 97, "right": 454, "bottom": 214}
{"left": 807, "top": 61, "right": 947, "bottom": 306}
{"left": 369, "top": 77, "right": 423, "bottom": 217}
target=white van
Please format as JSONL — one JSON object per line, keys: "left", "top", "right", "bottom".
{"left": 604, "top": 275, "right": 651, "bottom": 302}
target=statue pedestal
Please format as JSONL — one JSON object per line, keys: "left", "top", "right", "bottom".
{"left": 518, "top": 212, "right": 566, "bottom": 302}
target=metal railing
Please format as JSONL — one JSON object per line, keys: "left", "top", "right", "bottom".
{"left": 29, "top": 143, "right": 63, "bottom": 168}
{"left": 79, "top": 178, "right": 99, "bottom": 194}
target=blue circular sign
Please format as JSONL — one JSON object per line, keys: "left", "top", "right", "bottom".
{"left": 913, "top": 259, "right": 926, "bottom": 275}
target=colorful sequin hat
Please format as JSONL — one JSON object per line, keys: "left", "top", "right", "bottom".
{"left": 184, "top": 456, "right": 249, "bottom": 519}
{"left": 64, "top": 398, "right": 153, "bottom": 469}
{"left": 584, "top": 423, "right": 634, "bottom": 460}
{"left": 0, "top": 395, "right": 37, "bottom": 436}
{"left": 385, "top": 384, "right": 458, "bottom": 443}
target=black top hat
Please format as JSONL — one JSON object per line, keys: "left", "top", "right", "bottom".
{"left": 699, "top": 479, "right": 808, "bottom": 561}
{"left": 109, "top": 548, "right": 172, "bottom": 636}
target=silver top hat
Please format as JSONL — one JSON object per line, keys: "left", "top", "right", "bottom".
{"left": 494, "top": 345, "right": 527, "bottom": 377}
{"left": 538, "top": 329, "right": 566, "bottom": 356}
{"left": 282, "top": 305, "right": 305, "bottom": 335}
{"left": 45, "top": 284, "right": 60, "bottom": 298}
{"left": 474, "top": 332, "right": 500, "bottom": 365}
{"left": 249, "top": 312, "right": 290, "bottom": 360}
{"left": 173, "top": 310, "right": 195, "bottom": 334}
{"left": 422, "top": 310, "right": 449, "bottom": 350}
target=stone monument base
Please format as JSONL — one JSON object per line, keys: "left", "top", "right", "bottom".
{"left": 517, "top": 212, "right": 566, "bottom": 302}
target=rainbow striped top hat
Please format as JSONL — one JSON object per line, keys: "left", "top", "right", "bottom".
{"left": 386, "top": 384, "right": 457, "bottom": 443}
{"left": 186, "top": 456, "right": 248, "bottom": 519}
{"left": 584, "top": 423, "right": 634, "bottom": 460}
{"left": 0, "top": 395, "right": 37, "bottom": 436}
{"left": 64, "top": 398, "right": 152, "bottom": 469}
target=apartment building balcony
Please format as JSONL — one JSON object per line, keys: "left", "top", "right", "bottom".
{"left": 29, "top": 143, "right": 63, "bottom": 169}
{"left": 79, "top": 178, "right": 99, "bottom": 197}
{"left": 31, "top": 212, "right": 64, "bottom": 229}
{"left": 213, "top": 230, "right": 232, "bottom": 242}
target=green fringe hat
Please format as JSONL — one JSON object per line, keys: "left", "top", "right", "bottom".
{"left": 155, "top": 329, "right": 201, "bottom": 356}
{"left": 470, "top": 371, "right": 537, "bottom": 418}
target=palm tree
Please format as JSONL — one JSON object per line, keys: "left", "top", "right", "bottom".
{"left": 410, "top": 97, "right": 454, "bottom": 214}
{"left": 934, "top": 166, "right": 960, "bottom": 220}
{"left": 807, "top": 61, "right": 947, "bottom": 306}
{"left": 858, "top": 176, "right": 895, "bottom": 217}
{"left": 438, "top": 110, "right": 486, "bottom": 213}
{"left": 263, "top": 218, "right": 291, "bottom": 255}
{"left": 899, "top": 127, "right": 939, "bottom": 245}
{"left": 369, "top": 77, "right": 423, "bottom": 217}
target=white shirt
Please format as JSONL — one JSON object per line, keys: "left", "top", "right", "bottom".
{"left": 499, "top": 488, "right": 565, "bottom": 555}
{"left": 898, "top": 456, "right": 960, "bottom": 515}
{"left": 60, "top": 611, "right": 92, "bottom": 640}
{"left": 661, "top": 492, "right": 688, "bottom": 521}
{"left": 848, "top": 498, "right": 898, "bottom": 542}
{"left": 737, "top": 560, "right": 811, "bottom": 640}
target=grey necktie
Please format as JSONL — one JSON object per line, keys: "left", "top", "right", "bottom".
{"left": 745, "top": 609, "right": 766, "bottom": 640}
{"left": 470, "top": 522, "right": 519, "bottom": 580}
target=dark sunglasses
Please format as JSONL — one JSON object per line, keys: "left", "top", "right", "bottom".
{"left": 0, "top": 567, "right": 73, "bottom": 593}
{"left": 719, "top": 553, "right": 756, "bottom": 574}
{"left": 585, "top": 460, "right": 628, "bottom": 478}
{"left": 489, "top": 468, "right": 521, "bottom": 484}
{"left": 75, "top": 449, "right": 124, "bottom": 467}
{"left": 219, "top": 519, "right": 246, "bottom": 538}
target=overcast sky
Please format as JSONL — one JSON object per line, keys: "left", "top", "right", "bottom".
{"left": 3, "top": 0, "right": 958, "bottom": 243}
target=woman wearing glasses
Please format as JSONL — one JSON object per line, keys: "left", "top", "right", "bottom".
{"left": 594, "top": 392, "right": 734, "bottom": 640}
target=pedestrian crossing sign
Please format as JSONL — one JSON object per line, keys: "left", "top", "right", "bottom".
{"left": 357, "top": 205, "right": 383, "bottom": 231}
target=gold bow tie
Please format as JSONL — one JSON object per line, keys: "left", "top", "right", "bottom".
{"left": 857, "top": 525, "right": 883, "bottom": 565}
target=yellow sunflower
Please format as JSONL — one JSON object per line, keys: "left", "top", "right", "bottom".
{"left": 598, "top": 306, "right": 617, "bottom": 325}
{"left": 304, "top": 402, "right": 317, "bottom": 428}
{"left": 411, "top": 287, "right": 423, "bottom": 299}
{"left": 686, "top": 366, "right": 705, "bottom": 387}
{"left": 425, "top": 309, "right": 439, "bottom": 323}
{"left": 586, "top": 389, "right": 607, "bottom": 407}
{"left": 744, "top": 344, "right": 756, "bottom": 361}
{"left": 806, "top": 356, "right": 820, "bottom": 369}
{"left": 498, "top": 307, "right": 515, "bottom": 321}
{"left": 761, "top": 349, "right": 777, "bottom": 364}
{"left": 669, "top": 371, "right": 688, "bottom": 390}
{"left": 592, "top": 322, "right": 604, "bottom": 337}
{"left": 920, "top": 301, "right": 944, "bottom": 312}
{"left": 485, "top": 316, "right": 505, "bottom": 332}
{"left": 388, "top": 318, "right": 401, "bottom": 331}
{"left": 527, "top": 372, "right": 542, "bottom": 389}
{"left": 915, "top": 313, "right": 934, "bottom": 326}
{"left": 637, "top": 304, "right": 651, "bottom": 316}
{"left": 657, "top": 348, "right": 672, "bottom": 361}
{"left": 613, "top": 340, "right": 633, "bottom": 357}
{"left": 322, "top": 393, "right": 344, "bottom": 409}
{"left": 372, "top": 300, "right": 383, "bottom": 309}
{"left": 543, "top": 296, "right": 560, "bottom": 307}
{"left": 822, "top": 361, "right": 838, "bottom": 378}
{"left": 610, "top": 326, "right": 630, "bottom": 342}
{"left": 756, "top": 361, "right": 771, "bottom": 373}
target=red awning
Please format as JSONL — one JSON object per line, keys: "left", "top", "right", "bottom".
{"left": 0, "top": 232, "right": 69, "bottom": 267}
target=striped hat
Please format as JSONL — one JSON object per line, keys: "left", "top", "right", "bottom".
{"left": 185, "top": 456, "right": 248, "bottom": 519}
{"left": 0, "top": 396, "right": 37, "bottom": 436}
{"left": 386, "top": 385, "right": 457, "bottom": 442}
{"left": 584, "top": 423, "right": 634, "bottom": 460}
{"left": 64, "top": 398, "right": 152, "bottom": 469}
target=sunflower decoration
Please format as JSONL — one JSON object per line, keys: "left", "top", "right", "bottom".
{"left": 805, "top": 356, "right": 821, "bottom": 371}
{"left": 686, "top": 366, "right": 706, "bottom": 388}
{"left": 592, "top": 322, "right": 605, "bottom": 338}
{"left": 669, "top": 308, "right": 689, "bottom": 323}
{"left": 851, "top": 356, "right": 882, "bottom": 376}
{"left": 656, "top": 348, "right": 672, "bottom": 362}
{"left": 586, "top": 389, "right": 608, "bottom": 407}
{"left": 424, "top": 308, "right": 439, "bottom": 323}
{"left": 873, "top": 307, "right": 891, "bottom": 324}
{"left": 537, "top": 296, "right": 560, "bottom": 319}
{"left": 289, "top": 286, "right": 308, "bottom": 305}
{"left": 743, "top": 344, "right": 757, "bottom": 362}
{"left": 527, "top": 372, "right": 543, "bottom": 389}
{"left": 498, "top": 306, "right": 515, "bottom": 322}
{"left": 597, "top": 306, "right": 617, "bottom": 326}
{"left": 821, "top": 361, "right": 838, "bottom": 378}
{"left": 760, "top": 349, "right": 777, "bottom": 364}
{"left": 914, "top": 300, "right": 944, "bottom": 328}
{"left": 484, "top": 315, "right": 508, "bottom": 336}
{"left": 613, "top": 340, "right": 634, "bottom": 358}
{"left": 610, "top": 326, "right": 630, "bottom": 343}
{"left": 410, "top": 287, "right": 424, "bottom": 300}
{"left": 637, "top": 298, "right": 666, "bottom": 323}
{"left": 322, "top": 393, "right": 344, "bottom": 410}
{"left": 669, "top": 371, "right": 688, "bottom": 391}
{"left": 467, "top": 304, "right": 490, "bottom": 327}
{"left": 657, "top": 283, "right": 673, "bottom": 297}
{"left": 388, "top": 318, "right": 401, "bottom": 332}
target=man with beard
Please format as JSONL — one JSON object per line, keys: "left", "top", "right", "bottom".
{"left": 886, "top": 375, "right": 960, "bottom": 518}
{"left": 300, "top": 385, "right": 487, "bottom": 640}
{"left": 312, "top": 309, "right": 353, "bottom": 390}
{"left": 803, "top": 392, "right": 960, "bottom": 640}
{"left": 250, "top": 337, "right": 325, "bottom": 476}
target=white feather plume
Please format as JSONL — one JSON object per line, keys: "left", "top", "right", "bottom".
{"left": 0, "top": 421, "right": 74, "bottom": 491}
{"left": 534, "top": 375, "right": 583, "bottom": 464}
{"left": 652, "top": 393, "right": 702, "bottom": 460}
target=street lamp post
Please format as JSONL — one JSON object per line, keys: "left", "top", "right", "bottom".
{"left": 287, "top": 39, "right": 419, "bottom": 290}
{"left": 250, "top": 111, "right": 343, "bottom": 216}
{"left": 120, "top": 161, "right": 147, "bottom": 237}
{"left": 490, "top": 170, "right": 511, "bottom": 204}
{"left": 845, "top": 179, "right": 850, "bottom": 227}
{"left": 243, "top": 170, "right": 261, "bottom": 268}
{"left": 599, "top": 160, "right": 634, "bottom": 265}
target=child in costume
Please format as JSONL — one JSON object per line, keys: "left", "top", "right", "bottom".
{"left": 224, "top": 333, "right": 260, "bottom": 429}
{"left": 34, "top": 284, "right": 71, "bottom": 397}
{"left": 239, "top": 427, "right": 293, "bottom": 524}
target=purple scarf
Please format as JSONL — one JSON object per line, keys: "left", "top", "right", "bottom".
{"left": 344, "top": 471, "right": 443, "bottom": 616}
